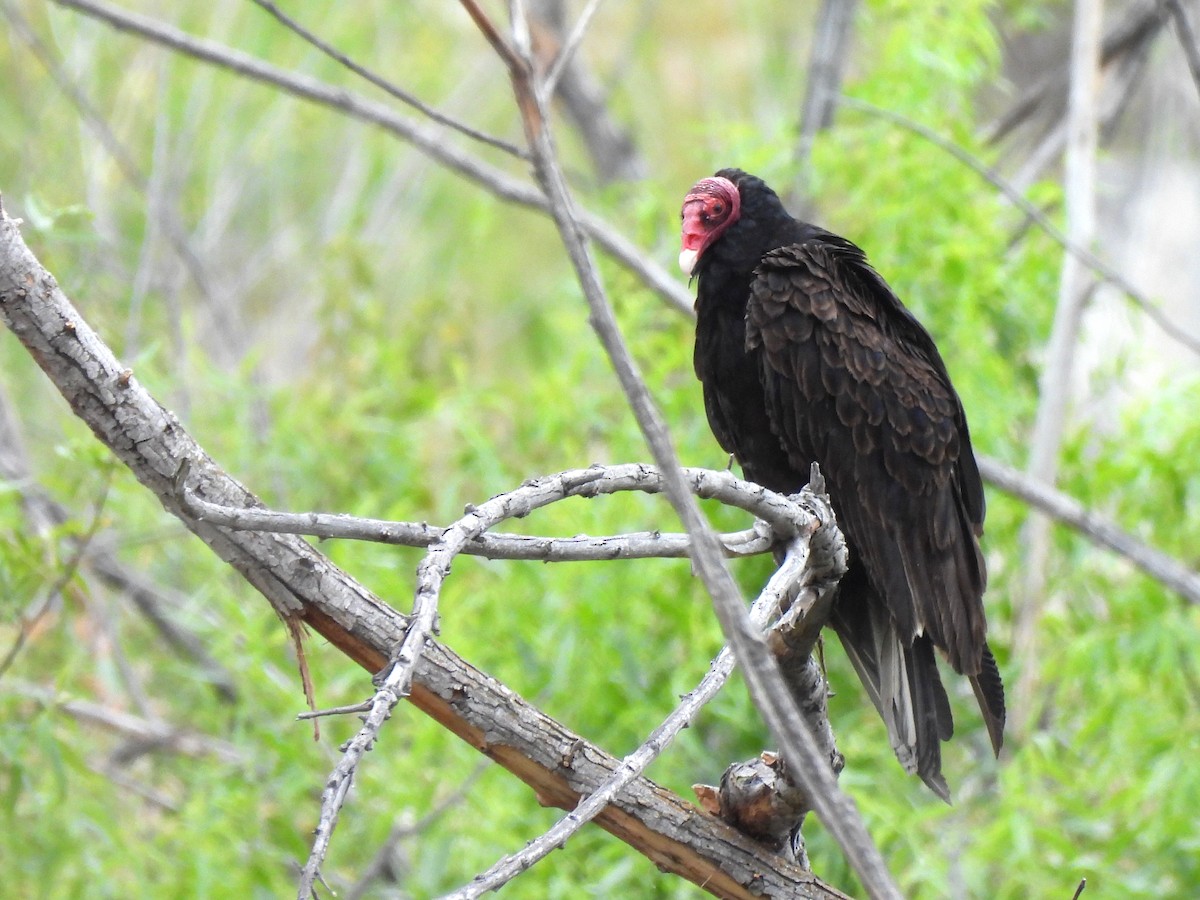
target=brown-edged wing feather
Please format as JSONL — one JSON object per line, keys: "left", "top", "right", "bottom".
{"left": 746, "top": 239, "right": 1004, "bottom": 774}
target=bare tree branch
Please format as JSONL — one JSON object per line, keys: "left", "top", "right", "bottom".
{"left": 177, "top": 461, "right": 857, "bottom": 894}
{"left": 459, "top": 4, "right": 900, "bottom": 896}
{"left": 297, "top": 458, "right": 457, "bottom": 898}
{"left": 444, "top": 507, "right": 845, "bottom": 898}
{"left": 178, "top": 453, "right": 1200, "bottom": 609}
{"left": 178, "top": 464, "right": 810, "bottom": 560}
{"left": 248, "top": 0, "right": 527, "bottom": 159}
{"left": 47, "top": 0, "right": 692, "bottom": 316}
{"left": 292, "top": 462, "right": 823, "bottom": 896}
{"left": 1014, "top": 0, "right": 1105, "bottom": 733}
{"left": 0, "top": 204, "right": 848, "bottom": 900}
{"left": 296, "top": 701, "right": 372, "bottom": 721}
{"left": 178, "top": 464, "right": 847, "bottom": 894}
{"left": 530, "top": 0, "right": 647, "bottom": 183}
{"left": 837, "top": 94, "right": 1200, "bottom": 357}
{"left": 539, "top": 0, "right": 605, "bottom": 100}
{"left": 977, "top": 455, "right": 1200, "bottom": 605}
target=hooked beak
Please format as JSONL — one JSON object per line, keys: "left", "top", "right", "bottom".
{"left": 679, "top": 201, "right": 709, "bottom": 275}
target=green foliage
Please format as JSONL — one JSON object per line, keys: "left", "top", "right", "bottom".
{"left": 2, "top": 1, "right": 1197, "bottom": 898}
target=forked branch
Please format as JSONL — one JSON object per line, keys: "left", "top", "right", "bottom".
{"left": 0, "top": 205, "right": 848, "bottom": 900}
{"left": 457, "top": 3, "right": 901, "bottom": 896}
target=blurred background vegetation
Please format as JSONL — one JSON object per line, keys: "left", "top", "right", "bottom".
{"left": 1, "top": 0, "right": 1198, "bottom": 897}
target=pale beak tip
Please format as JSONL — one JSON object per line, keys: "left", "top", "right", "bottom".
{"left": 679, "top": 248, "right": 699, "bottom": 276}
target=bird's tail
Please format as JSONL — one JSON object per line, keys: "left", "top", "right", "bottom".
{"left": 830, "top": 564, "right": 955, "bottom": 802}
{"left": 970, "top": 642, "right": 1006, "bottom": 757}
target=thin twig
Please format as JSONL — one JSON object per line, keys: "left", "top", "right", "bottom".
{"left": 837, "top": 94, "right": 1200, "bottom": 357}
{"left": 48, "top": 0, "right": 693, "bottom": 316}
{"left": 249, "top": 0, "right": 526, "bottom": 158}
{"left": 528, "top": 0, "right": 644, "bottom": 183}
{"left": 300, "top": 452, "right": 595, "bottom": 898}
{"left": 461, "top": 0, "right": 528, "bottom": 73}
{"left": 297, "top": 541, "right": 444, "bottom": 897}
{"left": 508, "top": 0, "right": 534, "bottom": 62}
{"left": 296, "top": 701, "right": 373, "bottom": 721}
{"left": 295, "top": 669, "right": 415, "bottom": 894}
{"left": 540, "top": 0, "right": 606, "bottom": 101}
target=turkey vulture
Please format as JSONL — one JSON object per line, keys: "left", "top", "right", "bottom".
{"left": 680, "top": 168, "right": 1004, "bottom": 800}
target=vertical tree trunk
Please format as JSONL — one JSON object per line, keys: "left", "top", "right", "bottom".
{"left": 1013, "top": 0, "right": 1104, "bottom": 732}
{"left": 794, "top": 0, "right": 859, "bottom": 204}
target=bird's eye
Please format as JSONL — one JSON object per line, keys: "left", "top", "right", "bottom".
{"left": 712, "top": 202, "right": 725, "bottom": 215}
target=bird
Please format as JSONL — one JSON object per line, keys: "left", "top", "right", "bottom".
{"left": 680, "top": 168, "right": 1005, "bottom": 800}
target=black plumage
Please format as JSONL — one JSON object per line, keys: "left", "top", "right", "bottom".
{"left": 681, "top": 168, "right": 1004, "bottom": 800}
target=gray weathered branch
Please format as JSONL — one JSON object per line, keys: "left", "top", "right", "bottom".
{"left": 444, "top": 508, "right": 846, "bottom": 898}
{"left": 0, "top": 204, "right": 846, "bottom": 900}
{"left": 48, "top": 0, "right": 691, "bottom": 316}
{"left": 178, "top": 465, "right": 811, "bottom": 561}
{"left": 530, "top": 0, "right": 647, "bottom": 183}
{"left": 977, "top": 455, "right": 1200, "bottom": 605}
{"left": 248, "top": 0, "right": 525, "bottom": 158}
{"left": 292, "top": 461, "right": 825, "bottom": 896}
{"left": 463, "top": 3, "right": 899, "bottom": 894}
